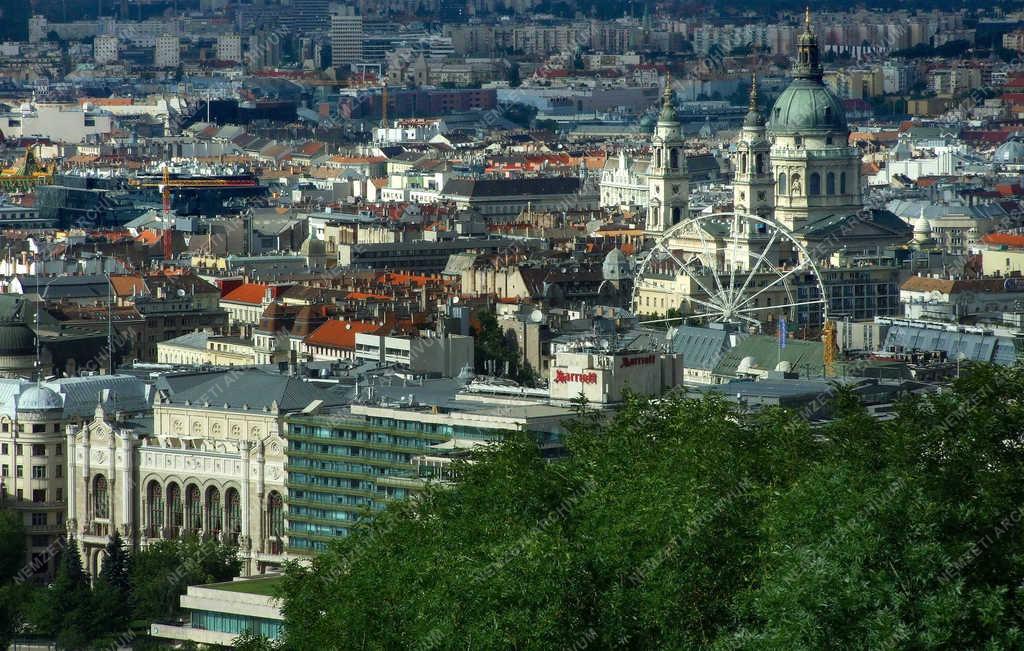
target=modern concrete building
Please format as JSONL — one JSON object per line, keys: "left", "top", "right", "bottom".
{"left": 330, "top": 6, "right": 363, "bottom": 68}
{"left": 150, "top": 576, "right": 283, "bottom": 645}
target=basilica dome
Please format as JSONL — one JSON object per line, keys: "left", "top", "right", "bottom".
{"left": 769, "top": 79, "right": 847, "bottom": 136}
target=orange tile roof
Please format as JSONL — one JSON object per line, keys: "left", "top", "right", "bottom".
{"left": 135, "top": 230, "right": 161, "bottom": 245}
{"left": 981, "top": 233, "right": 1024, "bottom": 248}
{"left": 108, "top": 274, "right": 146, "bottom": 297}
{"left": 221, "top": 283, "right": 270, "bottom": 304}
{"left": 305, "top": 319, "right": 381, "bottom": 350}
{"left": 345, "top": 291, "right": 392, "bottom": 301}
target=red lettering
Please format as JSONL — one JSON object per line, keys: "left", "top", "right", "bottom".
{"left": 554, "top": 370, "right": 598, "bottom": 384}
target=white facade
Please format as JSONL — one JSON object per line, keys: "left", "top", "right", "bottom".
{"left": 154, "top": 35, "right": 181, "bottom": 68}
{"left": 548, "top": 350, "right": 685, "bottom": 405}
{"left": 0, "top": 103, "right": 116, "bottom": 144}
{"left": 216, "top": 34, "right": 243, "bottom": 63}
{"left": 330, "top": 6, "right": 363, "bottom": 68}
{"left": 94, "top": 35, "right": 119, "bottom": 64}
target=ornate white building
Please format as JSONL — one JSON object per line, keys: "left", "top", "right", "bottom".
{"left": 68, "top": 368, "right": 344, "bottom": 577}
{"left": 646, "top": 80, "right": 689, "bottom": 238}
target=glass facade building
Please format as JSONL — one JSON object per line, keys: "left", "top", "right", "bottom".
{"left": 285, "top": 412, "right": 502, "bottom": 552}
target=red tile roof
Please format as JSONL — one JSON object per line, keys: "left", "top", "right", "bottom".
{"left": 981, "top": 232, "right": 1024, "bottom": 248}
{"left": 304, "top": 319, "right": 381, "bottom": 350}
{"left": 222, "top": 283, "right": 273, "bottom": 304}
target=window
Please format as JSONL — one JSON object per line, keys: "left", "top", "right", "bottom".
{"left": 778, "top": 173, "right": 787, "bottom": 194}
{"left": 32, "top": 444, "right": 45, "bottom": 456}
{"left": 670, "top": 148, "right": 679, "bottom": 170}
{"left": 31, "top": 465, "right": 45, "bottom": 479}
{"left": 32, "top": 489, "right": 46, "bottom": 503}
{"left": 55, "top": 465, "right": 62, "bottom": 479}
{"left": 840, "top": 172, "right": 847, "bottom": 194}
{"left": 809, "top": 173, "right": 820, "bottom": 196}
{"left": 1, "top": 443, "right": 6, "bottom": 454}
{"left": 94, "top": 475, "right": 109, "bottom": 519}
{"left": 186, "top": 485, "right": 202, "bottom": 530}
{"left": 31, "top": 425, "right": 45, "bottom": 434}
{"left": 827, "top": 172, "right": 836, "bottom": 195}
{"left": 268, "top": 492, "right": 284, "bottom": 537}
{"left": 31, "top": 512, "right": 46, "bottom": 526}
{"left": 16, "top": 445, "right": 21, "bottom": 455}
{"left": 56, "top": 488, "right": 62, "bottom": 501}
{"left": 15, "top": 466, "right": 22, "bottom": 478}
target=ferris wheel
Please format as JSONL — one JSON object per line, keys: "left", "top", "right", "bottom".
{"left": 632, "top": 211, "right": 829, "bottom": 330}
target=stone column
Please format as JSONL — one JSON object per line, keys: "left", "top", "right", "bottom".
{"left": 81, "top": 429, "right": 91, "bottom": 532}
{"left": 107, "top": 430, "right": 116, "bottom": 534}
{"left": 239, "top": 442, "right": 251, "bottom": 549}
{"left": 65, "top": 428, "right": 78, "bottom": 535}
{"left": 119, "top": 431, "right": 133, "bottom": 545}
{"left": 256, "top": 442, "right": 265, "bottom": 552}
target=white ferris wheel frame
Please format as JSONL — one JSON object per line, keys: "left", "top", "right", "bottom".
{"left": 632, "top": 211, "right": 829, "bottom": 329}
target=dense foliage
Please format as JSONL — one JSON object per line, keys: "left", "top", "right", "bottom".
{"left": 19, "top": 534, "right": 239, "bottom": 647}
{"left": 277, "top": 364, "right": 1024, "bottom": 649}
{"left": 472, "top": 309, "right": 537, "bottom": 385}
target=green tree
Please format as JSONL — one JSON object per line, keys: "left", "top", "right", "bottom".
{"left": 92, "top": 532, "right": 133, "bottom": 635}
{"left": 273, "top": 364, "right": 1024, "bottom": 648}
{"left": 0, "top": 510, "right": 26, "bottom": 648}
{"left": 31, "top": 536, "right": 96, "bottom": 648}
{"left": 130, "top": 537, "right": 240, "bottom": 621}
{"left": 472, "top": 309, "right": 537, "bottom": 385}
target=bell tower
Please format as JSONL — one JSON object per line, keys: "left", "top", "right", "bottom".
{"left": 646, "top": 74, "right": 688, "bottom": 239}
{"left": 733, "top": 74, "right": 774, "bottom": 219}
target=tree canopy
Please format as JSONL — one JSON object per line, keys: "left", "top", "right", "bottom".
{"left": 277, "top": 363, "right": 1024, "bottom": 649}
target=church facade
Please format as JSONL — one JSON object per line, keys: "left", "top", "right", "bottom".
{"left": 634, "top": 10, "right": 913, "bottom": 328}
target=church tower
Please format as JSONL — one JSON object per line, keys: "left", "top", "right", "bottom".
{"left": 733, "top": 74, "right": 774, "bottom": 219}
{"left": 646, "top": 75, "right": 688, "bottom": 239}
{"left": 768, "top": 9, "right": 862, "bottom": 231}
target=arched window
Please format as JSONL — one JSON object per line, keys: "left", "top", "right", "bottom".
{"left": 654, "top": 149, "right": 661, "bottom": 168}
{"left": 670, "top": 148, "right": 679, "bottom": 170}
{"left": 809, "top": 172, "right": 821, "bottom": 196}
{"left": 226, "top": 488, "right": 241, "bottom": 534}
{"left": 827, "top": 172, "right": 836, "bottom": 195}
{"left": 167, "top": 484, "right": 183, "bottom": 533}
{"left": 206, "top": 487, "right": 222, "bottom": 532}
{"left": 778, "top": 173, "right": 787, "bottom": 194}
{"left": 186, "top": 485, "right": 202, "bottom": 531}
{"left": 840, "top": 172, "right": 847, "bottom": 194}
{"left": 824, "top": 106, "right": 832, "bottom": 121}
{"left": 791, "top": 173, "right": 802, "bottom": 195}
{"left": 93, "top": 475, "right": 109, "bottom": 519}
{"left": 672, "top": 206, "right": 682, "bottom": 224}
{"left": 741, "top": 153, "right": 748, "bottom": 173}
{"left": 268, "top": 492, "right": 284, "bottom": 537}
{"left": 147, "top": 481, "right": 163, "bottom": 534}
{"left": 755, "top": 153, "right": 765, "bottom": 175}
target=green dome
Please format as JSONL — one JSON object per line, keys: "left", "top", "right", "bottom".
{"left": 768, "top": 79, "right": 846, "bottom": 135}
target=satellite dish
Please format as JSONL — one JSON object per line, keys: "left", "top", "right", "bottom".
{"left": 530, "top": 309, "right": 544, "bottom": 323}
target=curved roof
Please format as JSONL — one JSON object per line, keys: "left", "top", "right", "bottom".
{"left": 769, "top": 79, "right": 847, "bottom": 135}
{"left": 995, "top": 138, "right": 1024, "bottom": 164}
{"left": 0, "top": 319, "right": 35, "bottom": 357}
{"left": 17, "top": 385, "right": 63, "bottom": 412}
